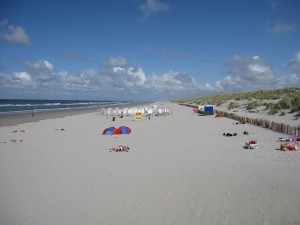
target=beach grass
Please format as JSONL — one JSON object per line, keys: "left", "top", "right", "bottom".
{"left": 172, "top": 87, "right": 300, "bottom": 117}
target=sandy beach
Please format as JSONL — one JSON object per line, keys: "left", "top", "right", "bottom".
{"left": 0, "top": 102, "right": 300, "bottom": 225}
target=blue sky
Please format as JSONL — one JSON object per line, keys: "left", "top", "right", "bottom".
{"left": 0, "top": 0, "right": 300, "bottom": 101}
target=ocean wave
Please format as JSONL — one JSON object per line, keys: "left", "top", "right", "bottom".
{"left": 0, "top": 99, "right": 134, "bottom": 115}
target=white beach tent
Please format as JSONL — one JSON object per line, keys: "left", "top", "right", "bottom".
{"left": 128, "top": 109, "right": 134, "bottom": 114}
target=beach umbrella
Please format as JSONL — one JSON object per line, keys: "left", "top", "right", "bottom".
{"left": 118, "top": 126, "right": 131, "bottom": 134}
{"left": 102, "top": 127, "right": 119, "bottom": 135}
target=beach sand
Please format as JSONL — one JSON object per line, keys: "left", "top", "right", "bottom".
{"left": 0, "top": 102, "right": 300, "bottom": 225}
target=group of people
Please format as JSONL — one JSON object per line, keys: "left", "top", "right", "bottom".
{"left": 279, "top": 136, "right": 299, "bottom": 151}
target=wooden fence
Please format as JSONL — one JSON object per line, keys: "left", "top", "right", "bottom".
{"left": 220, "top": 110, "right": 300, "bottom": 136}
{"left": 180, "top": 103, "right": 300, "bottom": 136}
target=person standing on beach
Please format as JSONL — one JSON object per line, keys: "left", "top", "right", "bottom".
{"left": 32, "top": 109, "right": 34, "bottom": 117}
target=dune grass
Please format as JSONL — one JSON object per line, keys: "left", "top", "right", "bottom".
{"left": 172, "top": 88, "right": 300, "bottom": 117}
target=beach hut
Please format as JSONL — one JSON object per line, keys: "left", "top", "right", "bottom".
{"left": 198, "top": 105, "right": 214, "bottom": 115}
{"left": 128, "top": 109, "right": 134, "bottom": 115}
{"left": 198, "top": 105, "right": 205, "bottom": 111}
{"left": 204, "top": 105, "right": 214, "bottom": 113}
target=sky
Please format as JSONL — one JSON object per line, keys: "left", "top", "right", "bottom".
{"left": 0, "top": 0, "right": 300, "bottom": 101}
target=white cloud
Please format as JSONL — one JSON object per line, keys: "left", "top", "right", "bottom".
{"left": 25, "top": 60, "right": 54, "bottom": 72}
{"left": 0, "top": 19, "right": 30, "bottom": 46}
{"left": 286, "top": 51, "right": 300, "bottom": 74}
{"left": 44, "top": 61, "right": 54, "bottom": 71}
{"left": 14, "top": 72, "right": 31, "bottom": 81}
{"left": 2, "top": 59, "right": 198, "bottom": 99}
{"left": 1, "top": 52, "right": 300, "bottom": 100}
{"left": 104, "top": 57, "right": 127, "bottom": 67}
{"left": 113, "top": 67, "right": 125, "bottom": 73}
{"left": 225, "top": 55, "right": 275, "bottom": 81}
{"left": 149, "top": 71, "right": 198, "bottom": 92}
{"left": 24, "top": 60, "right": 54, "bottom": 82}
{"left": 139, "top": 0, "right": 169, "bottom": 19}
{"left": 248, "top": 64, "right": 270, "bottom": 74}
{"left": 202, "top": 53, "right": 300, "bottom": 93}
{"left": 128, "top": 67, "right": 147, "bottom": 85}
{"left": 0, "top": 71, "right": 36, "bottom": 91}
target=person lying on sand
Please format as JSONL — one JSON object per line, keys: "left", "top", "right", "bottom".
{"left": 234, "top": 120, "right": 245, "bottom": 125}
{"left": 279, "top": 137, "right": 292, "bottom": 142}
{"left": 110, "top": 145, "right": 130, "bottom": 152}
{"left": 10, "top": 139, "right": 23, "bottom": 143}
{"left": 223, "top": 132, "right": 237, "bottom": 137}
{"left": 279, "top": 137, "right": 300, "bottom": 142}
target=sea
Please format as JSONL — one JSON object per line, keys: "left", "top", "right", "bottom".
{"left": 0, "top": 99, "right": 133, "bottom": 115}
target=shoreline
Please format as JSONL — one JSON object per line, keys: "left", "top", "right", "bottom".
{"left": 0, "top": 102, "right": 146, "bottom": 127}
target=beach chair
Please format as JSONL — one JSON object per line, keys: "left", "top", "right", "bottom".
{"left": 245, "top": 140, "right": 258, "bottom": 149}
